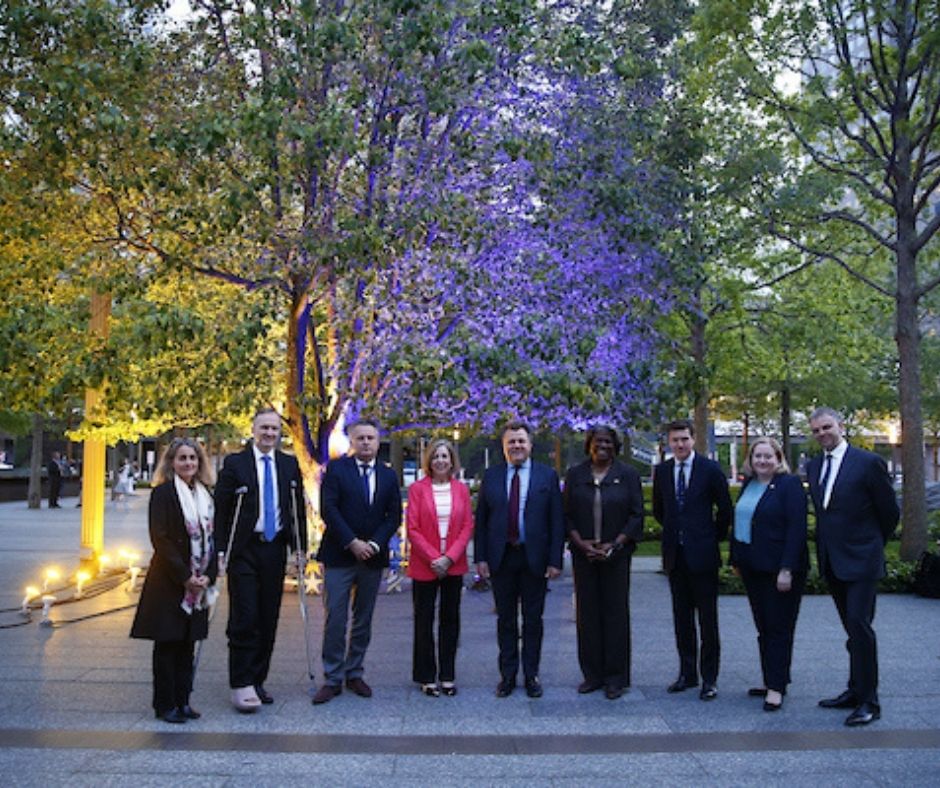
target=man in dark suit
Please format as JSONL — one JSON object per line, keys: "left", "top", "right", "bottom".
{"left": 215, "top": 408, "right": 307, "bottom": 712}
{"left": 47, "top": 452, "right": 63, "bottom": 508}
{"left": 312, "top": 418, "right": 402, "bottom": 704}
{"left": 807, "top": 407, "right": 899, "bottom": 726}
{"left": 475, "top": 421, "right": 564, "bottom": 698}
{"left": 652, "top": 418, "right": 732, "bottom": 700}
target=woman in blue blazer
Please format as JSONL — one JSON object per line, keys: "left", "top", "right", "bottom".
{"left": 730, "top": 437, "right": 808, "bottom": 712}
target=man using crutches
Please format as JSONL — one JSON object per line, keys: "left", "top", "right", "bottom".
{"left": 215, "top": 408, "right": 307, "bottom": 713}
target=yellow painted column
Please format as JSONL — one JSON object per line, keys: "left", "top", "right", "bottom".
{"left": 79, "top": 292, "right": 110, "bottom": 567}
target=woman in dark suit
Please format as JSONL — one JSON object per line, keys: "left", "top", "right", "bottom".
{"left": 131, "top": 438, "right": 218, "bottom": 723}
{"left": 730, "top": 436, "right": 808, "bottom": 711}
{"left": 406, "top": 439, "right": 474, "bottom": 696}
{"left": 564, "top": 425, "right": 644, "bottom": 699}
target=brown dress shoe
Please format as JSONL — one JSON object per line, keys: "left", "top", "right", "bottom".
{"left": 312, "top": 684, "right": 342, "bottom": 705}
{"left": 346, "top": 677, "right": 373, "bottom": 697}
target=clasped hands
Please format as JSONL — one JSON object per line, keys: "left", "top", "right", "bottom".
{"left": 348, "top": 538, "right": 380, "bottom": 562}
{"left": 578, "top": 538, "right": 618, "bottom": 562}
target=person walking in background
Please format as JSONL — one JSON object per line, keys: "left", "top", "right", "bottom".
{"left": 313, "top": 418, "right": 402, "bottom": 705}
{"left": 652, "top": 419, "right": 732, "bottom": 701}
{"left": 214, "top": 408, "right": 307, "bottom": 713}
{"left": 47, "top": 451, "right": 63, "bottom": 508}
{"left": 406, "top": 438, "right": 474, "bottom": 697}
{"left": 730, "top": 437, "right": 808, "bottom": 712}
{"left": 475, "top": 421, "right": 564, "bottom": 699}
{"left": 130, "top": 438, "right": 217, "bottom": 724}
{"left": 807, "top": 407, "right": 899, "bottom": 727}
{"left": 564, "top": 425, "right": 644, "bottom": 700}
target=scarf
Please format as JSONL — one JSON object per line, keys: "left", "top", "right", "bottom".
{"left": 174, "top": 475, "right": 216, "bottom": 614}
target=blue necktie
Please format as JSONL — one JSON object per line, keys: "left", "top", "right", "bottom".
{"left": 262, "top": 455, "right": 276, "bottom": 541}
{"left": 361, "top": 464, "right": 372, "bottom": 506}
{"left": 676, "top": 461, "right": 687, "bottom": 510}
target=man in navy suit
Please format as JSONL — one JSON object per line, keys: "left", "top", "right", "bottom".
{"left": 807, "top": 407, "right": 899, "bottom": 726}
{"left": 215, "top": 408, "right": 307, "bottom": 712}
{"left": 652, "top": 419, "right": 732, "bottom": 700}
{"left": 312, "top": 418, "right": 402, "bottom": 704}
{"left": 475, "top": 421, "right": 564, "bottom": 698}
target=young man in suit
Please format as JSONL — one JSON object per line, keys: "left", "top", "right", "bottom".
{"left": 807, "top": 407, "right": 899, "bottom": 726}
{"left": 214, "top": 408, "right": 307, "bottom": 712}
{"left": 475, "top": 421, "right": 564, "bottom": 698}
{"left": 652, "top": 419, "right": 732, "bottom": 701}
{"left": 313, "top": 418, "right": 403, "bottom": 704}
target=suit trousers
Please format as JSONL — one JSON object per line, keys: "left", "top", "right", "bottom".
{"left": 321, "top": 563, "right": 382, "bottom": 686}
{"left": 412, "top": 575, "right": 463, "bottom": 684}
{"left": 572, "top": 552, "right": 632, "bottom": 689}
{"left": 490, "top": 544, "right": 548, "bottom": 682}
{"left": 152, "top": 639, "right": 194, "bottom": 714}
{"left": 739, "top": 567, "right": 805, "bottom": 693}
{"left": 826, "top": 571, "right": 879, "bottom": 704}
{"left": 226, "top": 536, "right": 286, "bottom": 689}
{"left": 668, "top": 548, "right": 720, "bottom": 684}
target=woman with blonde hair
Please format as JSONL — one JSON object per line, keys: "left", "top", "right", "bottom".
{"left": 730, "top": 436, "right": 808, "bottom": 712}
{"left": 131, "top": 438, "right": 218, "bottom": 723}
{"left": 406, "top": 439, "right": 474, "bottom": 696}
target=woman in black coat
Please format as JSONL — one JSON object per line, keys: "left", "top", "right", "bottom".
{"left": 131, "top": 438, "right": 218, "bottom": 723}
{"left": 564, "top": 425, "right": 644, "bottom": 699}
{"left": 730, "top": 436, "right": 808, "bottom": 712}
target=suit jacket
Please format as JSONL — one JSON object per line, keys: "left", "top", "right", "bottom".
{"left": 563, "top": 459, "right": 644, "bottom": 561}
{"left": 131, "top": 481, "right": 218, "bottom": 642}
{"left": 729, "top": 473, "right": 809, "bottom": 574}
{"left": 214, "top": 445, "right": 307, "bottom": 560}
{"left": 474, "top": 461, "right": 564, "bottom": 576}
{"left": 318, "top": 455, "right": 403, "bottom": 569}
{"left": 406, "top": 477, "right": 474, "bottom": 581}
{"left": 653, "top": 454, "right": 732, "bottom": 573}
{"left": 806, "top": 445, "right": 899, "bottom": 582}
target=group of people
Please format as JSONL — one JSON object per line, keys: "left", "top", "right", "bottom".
{"left": 130, "top": 406, "right": 899, "bottom": 730}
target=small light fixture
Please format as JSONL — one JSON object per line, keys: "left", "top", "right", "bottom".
{"left": 39, "top": 595, "right": 57, "bottom": 626}
{"left": 20, "top": 585, "right": 39, "bottom": 617}
{"left": 75, "top": 570, "right": 91, "bottom": 598}
{"left": 128, "top": 566, "right": 141, "bottom": 592}
{"left": 43, "top": 567, "right": 61, "bottom": 593}
{"left": 98, "top": 554, "right": 112, "bottom": 575}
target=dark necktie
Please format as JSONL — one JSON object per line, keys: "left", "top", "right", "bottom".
{"left": 361, "top": 463, "right": 372, "bottom": 506}
{"left": 676, "top": 461, "right": 687, "bottom": 510}
{"left": 262, "top": 455, "right": 276, "bottom": 541}
{"left": 507, "top": 466, "right": 521, "bottom": 545}
{"left": 820, "top": 453, "right": 833, "bottom": 507}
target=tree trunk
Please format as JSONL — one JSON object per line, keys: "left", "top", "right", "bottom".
{"left": 390, "top": 434, "right": 403, "bottom": 484}
{"left": 27, "top": 413, "right": 43, "bottom": 509}
{"left": 690, "top": 308, "right": 709, "bottom": 455}
{"left": 780, "top": 384, "right": 791, "bottom": 465}
{"left": 896, "top": 251, "right": 927, "bottom": 560}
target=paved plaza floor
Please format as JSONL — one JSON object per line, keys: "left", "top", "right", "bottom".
{"left": 0, "top": 494, "right": 938, "bottom": 786}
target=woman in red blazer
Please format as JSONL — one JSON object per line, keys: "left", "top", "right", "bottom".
{"left": 406, "top": 439, "right": 474, "bottom": 696}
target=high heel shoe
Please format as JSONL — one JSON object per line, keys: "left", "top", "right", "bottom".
{"left": 440, "top": 683, "right": 457, "bottom": 696}
{"left": 421, "top": 683, "right": 440, "bottom": 697}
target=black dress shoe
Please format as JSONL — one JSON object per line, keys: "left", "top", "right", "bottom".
{"left": 158, "top": 708, "right": 187, "bottom": 724}
{"left": 254, "top": 685, "right": 274, "bottom": 704}
{"left": 819, "top": 689, "right": 858, "bottom": 709}
{"left": 845, "top": 702, "right": 880, "bottom": 726}
{"left": 178, "top": 705, "right": 201, "bottom": 719}
{"left": 496, "top": 679, "right": 516, "bottom": 698}
{"left": 604, "top": 685, "right": 624, "bottom": 700}
{"left": 763, "top": 699, "right": 783, "bottom": 712}
{"left": 346, "top": 677, "right": 373, "bottom": 697}
{"left": 578, "top": 679, "right": 604, "bottom": 694}
{"left": 525, "top": 677, "right": 543, "bottom": 698}
{"left": 667, "top": 677, "right": 697, "bottom": 693}
{"left": 699, "top": 683, "right": 718, "bottom": 701}
{"left": 748, "top": 687, "right": 768, "bottom": 697}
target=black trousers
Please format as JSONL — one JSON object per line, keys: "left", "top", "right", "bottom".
{"left": 490, "top": 545, "right": 547, "bottom": 682}
{"left": 572, "top": 552, "right": 632, "bottom": 689}
{"left": 412, "top": 575, "right": 463, "bottom": 684}
{"left": 826, "top": 571, "right": 879, "bottom": 704}
{"left": 739, "top": 567, "right": 805, "bottom": 693}
{"left": 668, "top": 549, "right": 719, "bottom": 685}
{"left": 48, "top": 477, "right": 61, "bottom": 507}
{"left": 226, "top": 536, "right": 286, "bottom": 689}
{"left": 152, "top": 639, "right": 194, "bottom": 715}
